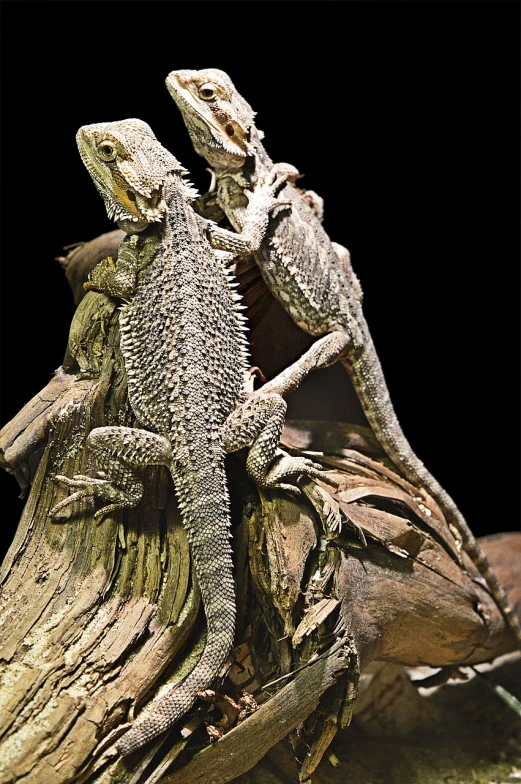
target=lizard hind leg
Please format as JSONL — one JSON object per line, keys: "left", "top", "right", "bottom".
{"left": 50, "top": 426, "right": 172, "bottom": 521}
{"left": 224, "top": 391, "right": 330, "bottom": 494}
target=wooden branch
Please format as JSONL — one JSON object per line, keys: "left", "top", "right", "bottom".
{"left": 56, "top": 231, "right": 125, "bottom": 305}
{"left": 0, "top": 285, "right": 201, "bottom": 783}
{"left": 0, "top": 234, "right": 519, "bottom": 784}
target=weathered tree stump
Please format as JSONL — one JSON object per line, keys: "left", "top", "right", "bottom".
{"left": 0, "top": 235, "right": 518, "bottom": 784}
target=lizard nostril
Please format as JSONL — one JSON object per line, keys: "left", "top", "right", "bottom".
{"left": 225, "top": 124, "right": 235, "bottom": 137}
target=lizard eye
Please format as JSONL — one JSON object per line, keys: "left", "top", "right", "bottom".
{"left": 98, "top": 142, "right": 117, "bottom": 161}
{"left": 199, "top": 83, "right": 217, "bottom": 101}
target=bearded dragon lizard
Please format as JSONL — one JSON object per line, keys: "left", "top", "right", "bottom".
{"left": 166, "top": 68, "right": 521, "bottom": 646}
{"left": 50, "top": 118, "right": 331, "bottom": 754}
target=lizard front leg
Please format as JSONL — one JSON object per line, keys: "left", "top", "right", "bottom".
{"left": 261, "top": 330, "right": 350, "bottom": 398}
{"left": 223, "top": 332, "right": 349, "bottom": 494}
{"left": 225, "top": 331, "right": 350, "bottom": 529}
{"left": 204, "top": 168, "right": 291, "bottom": 257}
{"left": 50, "top": 426, "right": 172, "bottom": 520}
{"left": 83, "top": 234, "right": 141, "bottom": 300}
{"left": 224, "top": 330, "right": 350, "bottom": 490}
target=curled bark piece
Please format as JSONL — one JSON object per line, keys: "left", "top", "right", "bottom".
{"left": 56, "top": 231, "right": 124, "bottom": 305}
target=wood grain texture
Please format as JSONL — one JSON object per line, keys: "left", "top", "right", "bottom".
{"left": 0, "top": 235, "right": 518, "bottom": 784}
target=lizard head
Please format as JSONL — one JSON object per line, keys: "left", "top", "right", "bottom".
{"left": 166, "top": 69, "right": 258, "bottom": 169}
{"left": 76, "top": 119, "right": 187, "bottom": 232}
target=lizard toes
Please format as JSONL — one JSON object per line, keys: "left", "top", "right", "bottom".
{"left": 273, "top": 482, "right": 302, "bottom": 495}
{"left": 316, "top": 472, "right": 340, "bottom": 489}
{"left": 269, "top": 199, "right": 292, "bottom": 215}
{"left": 268, "top": 163, "right": 300, "bottom": 186}
{"left": 54, "top": 474, "right": 71, "bottom": 486}
{"left": 263, "top": 455, "right": 326, "bottom": 488}
{"left": 299, "top": 460, "right": 339, "bottom": 487}
{"left": 93, "top": 503, "right": 125, "bottom": 522}
{"left": 269, "top": 174, "right": 291, "bottom": 196}
{"left": 54, "top": 473, "right": 104, "bottom": 489}
{"left": 49, "top": 489, "right": 94, "bottom": 519}
{"left": 58, "top": 474, "right": 109, "bottom": 488}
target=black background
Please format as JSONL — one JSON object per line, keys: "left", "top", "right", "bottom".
{"left": 1, "top": 1, "right": 519, "bottom": 557}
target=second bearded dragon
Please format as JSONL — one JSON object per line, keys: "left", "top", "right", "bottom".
{"left": 166, "top": 68, "right": 521, "bottom": 646}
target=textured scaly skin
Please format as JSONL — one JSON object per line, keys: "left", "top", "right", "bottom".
{"left": 52, "top": 119, "right": 328, "bottom": 755}
{"left": 121, "top": 183, "right": 242, "bottom": 755}
{"left": 89, "top": 123, "right": 246, "bottom": 754}
{"left": 166, "top": 69, "right": 521, "bottom": 647}
{"left": 64, "top": 121, "right": 249, "bottom": 755}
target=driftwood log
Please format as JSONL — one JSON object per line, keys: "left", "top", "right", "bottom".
{"left": 0, "top": 231, "right": 519, "bottom": 784}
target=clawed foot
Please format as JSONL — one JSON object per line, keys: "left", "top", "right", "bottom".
{"left": 84, "top": 254, "right": 135, "bottom": 300}
{"left": 271, "top": 162, "right": 300, "bottom": 184}
{"left": 247, "top": 168, "right": 294, "bottom": 216}
{"left": 83, "top": 255, "right": 117, "bottom": 293}
{"left": 262, "top": 452, "right": 336, "bottom": 495}
{"left": 50, "top": 473, "right": 131, "bottom": 521}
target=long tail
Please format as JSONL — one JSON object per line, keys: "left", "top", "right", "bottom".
{"left": 342, "top": 344, "right": 521, "bottom": 647}
{"left": 117, "top": 464, "right": 235, "bottom": 755}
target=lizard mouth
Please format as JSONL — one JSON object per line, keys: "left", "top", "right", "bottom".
{"left": 166, "top": 73, "right": 253, "bottom": 157}
{"left": 76, "top": 128, "right": 166, "bottom": 227}
{"left": 128, "top": 188, "right": 164, "bottom": 222}
{"left": 106, "top": 186, "right": 165, "bottom": 226}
